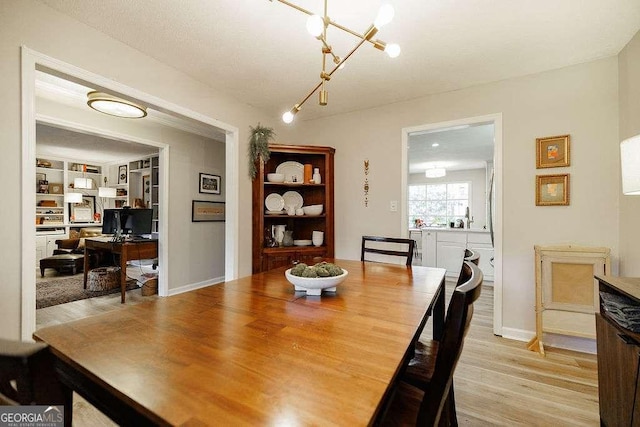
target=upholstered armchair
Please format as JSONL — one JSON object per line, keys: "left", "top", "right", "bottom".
{"left": 53, "top": 227, "right": 104, "bottom": 255}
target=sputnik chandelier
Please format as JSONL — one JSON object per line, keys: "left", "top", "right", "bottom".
{"left": 271, "top": 0, "right": 401, "bottom": 123}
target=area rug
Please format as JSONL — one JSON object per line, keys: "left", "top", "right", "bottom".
{"left": 37, "top": 275, "right": 139, "bottom": 309}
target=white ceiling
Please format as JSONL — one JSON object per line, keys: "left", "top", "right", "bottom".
{"left": 408, "top": 123, "right": 494, "bottom": 174}
{"left": 35, "top": 71, "right": 226, "bottom": 162}
{"left": 39, "top": 0, "right": 640, "bottom": 123}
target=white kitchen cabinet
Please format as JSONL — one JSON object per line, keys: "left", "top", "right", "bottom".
{"left": 467, "top": 232, "right": 495, "bottom": 281}
{"left": 421, "top": 229, "right": 494, "bottom": 280}
{"left": 436, "top": 232, "right": 466, "bottom": 277}
{"left": 421, "top": 230, "right": 437, "bottom": 268}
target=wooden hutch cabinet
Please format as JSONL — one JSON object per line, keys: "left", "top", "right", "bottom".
{"left": 252, "top": 144, "right": 335, "bottom": 273}
{"left": 595, "top": 276, "right": 640, "bottom": 426}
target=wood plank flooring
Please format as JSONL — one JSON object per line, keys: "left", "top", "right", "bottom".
{"left": 37, "top": 279, "right": 599, "bottom": 426}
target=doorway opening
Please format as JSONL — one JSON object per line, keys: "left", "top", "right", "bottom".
{"left": 401, "top": 113, "right": 503, "bottom": 335}
{"left": 21, "top": 48, "right": 239, "bottom": 340}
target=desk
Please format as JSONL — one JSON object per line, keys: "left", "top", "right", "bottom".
{"left": 35, "top": 260, "right": 445, "bottom": 426}
{"left": 83, "top": 237, "right": 158, "bottom": 303}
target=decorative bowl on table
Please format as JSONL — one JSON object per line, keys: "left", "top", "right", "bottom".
{"left": 302, "top": 204, "right": 323, "bottom": 216}
{"left": 285, "top": 262, "right": 348, "bottom": 296}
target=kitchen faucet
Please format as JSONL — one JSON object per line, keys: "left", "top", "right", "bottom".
{"left": 465, "top": 207, "right": 473, "bottom": 229}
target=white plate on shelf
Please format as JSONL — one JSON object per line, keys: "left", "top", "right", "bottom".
{"left": 293, "top": 239, "right": 312, "bottom": 246}
{"left": 282, "top": 191, "right": 304, "bottom": 210}
{"left": 266, "top": 210, "right": 284, "bottom": 215}
{"left": 276, "top": 161, "right": 304, "bottom": 183}
{"left": 265, "top": 193, "right": 285, "bottom": 212}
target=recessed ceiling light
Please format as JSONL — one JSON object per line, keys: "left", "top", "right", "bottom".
{"left": 432, "top": 143, "right": 439, "bottom": 147}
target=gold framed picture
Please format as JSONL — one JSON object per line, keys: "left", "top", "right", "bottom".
{"left": 536, "top": 174, "right": 570, "bottom": 206}
{"left": 536, "top": 135, "right": 570, "bottom": 168}
{"left": 49, "top": 182, "right": 63, "bottom": 194}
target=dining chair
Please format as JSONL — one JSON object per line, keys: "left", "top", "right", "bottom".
{"left": 0, "top": 339, "right": 72, "bottom": 426}
{"left": 361, "top": 236, "right": 416, "bottom": 266}
{"left": 382, "top": 261, "right": 483, "bottom": 426}
{"left": 456, "top": 257, "right": 473, "bottom": 286}
{"left": 464, "top": 248, "right": 480, "bottom": 265}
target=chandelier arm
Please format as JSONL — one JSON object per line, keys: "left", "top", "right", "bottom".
{"left": 271, "top": 0, "right": 387, "bottom": 48}
{"left": 327, "top": 35, "right": 367, "bottom": 77}
{"left": 273, "top": 0, "right": 314, "bottom": 17}
{"left": 291, "top": 34, "right": 368, "bottom": 113}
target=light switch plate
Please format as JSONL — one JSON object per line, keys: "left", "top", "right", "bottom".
{"left": 390, "top": 200, "right": 398, "bottom": 212}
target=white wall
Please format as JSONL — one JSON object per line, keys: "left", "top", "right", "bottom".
{"left": 289, "top": 57, "right": 620, "bottom": 341}
{"left": 619, "top": 30, "right": 640, "bottom": 276}
{"left": 0, "top": 0, "right": 286, "bottom": 340}
{"left": 408, "top": 168, "right": 487, "bottom": 229}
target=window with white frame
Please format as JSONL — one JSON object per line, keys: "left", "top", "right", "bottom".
{"left": 408, "top": 182, "right": 470, "bottom": 228}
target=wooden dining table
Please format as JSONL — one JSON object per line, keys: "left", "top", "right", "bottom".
{"left": 34, "top": 259, "right": 446, "bottom": 426}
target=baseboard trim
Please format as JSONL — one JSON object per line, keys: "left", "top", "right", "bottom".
{"left": 167, "top": 276, "right": 225, "bottom": 296}
{"left": 500, "top": 327, "right": 596, "bottom": 354}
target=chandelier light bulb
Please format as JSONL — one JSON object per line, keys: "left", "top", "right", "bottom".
{"left": 385, "top": 43, "right": 401, "bottom": 58}
{"left": 374, "top": 3, "right": 394, "bottom": 28}
{"left": 282, "top": 111, "right": 295, "bottom": 124}
{"left": 306, "top": 15, "right": 325, "bottom": 37}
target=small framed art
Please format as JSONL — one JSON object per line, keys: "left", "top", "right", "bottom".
{"left": 49, "top": 183, "right": 63, "bottom": 194}
{"left": 118, "top": 165, "right": 128, "bottom": 184}
{"left": 536, "top": 174, "right": 570, "bottom": 206}
{"left": 199, "top": 173, "right": 221, "bottom": 195}
{"left": 192, "top": 200, "right": 225, "bottom": 222}
{"left": 536, "top": 135, "right": 570, "bottom": 168}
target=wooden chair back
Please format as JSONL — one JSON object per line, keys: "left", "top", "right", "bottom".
{"left": 464, "top": 248, "right": 480, "bottom": 265}
{"left": 0, "top": 339, "right": 71, "bottom": 426}
{"left": 361, "top": 236, "right": 416, "bottom": 266}
{"left": 416, "top": 261, "right": 483, "bottom": 425}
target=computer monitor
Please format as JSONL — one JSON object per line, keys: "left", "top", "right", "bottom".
{"left": 102, "top": 208, "right": 153, "bottom": 237}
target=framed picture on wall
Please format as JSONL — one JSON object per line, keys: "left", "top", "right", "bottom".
{"left": 69, "top": 195, "right": 96, "bottom": 222}
{"left": 199, "top": 173, "right": 221, "bottom": 195}
{"left": 118, "top": 165, "right": 128, "bottom": 184}
{"left": 536, "top": 135, "right": 570, "bottom": 168}
{"left": 536, "top": 174, "right": 570, "bottom": 206}
{"left": 192, "top": 200, "right": 225, "bottom": 222}
{"left": 142, "top": 174, "right": 151, "bottom": 207}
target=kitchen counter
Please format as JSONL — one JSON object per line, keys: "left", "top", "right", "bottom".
{"left": 410, "top": 227, "right": 490, "bottom": 234}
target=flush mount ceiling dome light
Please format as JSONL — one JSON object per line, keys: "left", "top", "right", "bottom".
{"left": 87, "top": 91, "right": 147, "bottom": 118}
{"left": 425, "top": 167, "right": 446, "bottom": 178}
{"left": 273, "top": 0, "right": 401, "bottom": 124}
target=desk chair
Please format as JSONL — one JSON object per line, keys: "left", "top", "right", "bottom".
{"left": 0, "top": 339, "right": 72, "bottom": 426}
{"left": 382, "top": 261, "right": 483, "bottom": 426}
{"left": 361, "top": 236, "right": 416, "bottom": 266}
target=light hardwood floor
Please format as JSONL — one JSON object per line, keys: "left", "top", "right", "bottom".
{"left": 37, "top": 279, "right": 599, "bottom": 426}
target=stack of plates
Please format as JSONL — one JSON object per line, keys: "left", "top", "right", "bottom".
{"left": 293, "top": 239, "right": 312, "bottom": 246}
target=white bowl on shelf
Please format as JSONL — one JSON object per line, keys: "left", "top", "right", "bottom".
{"left": 293, "top": 239, "right": 312, "bottom": 246}
{"left": 267, "top": 173, "right": 285, "bottom": 183}
{"left": 285, "top": 268, "right": 348, "bottom": 296}
{"left": 302, "top": 204, "right": 323, "bottom": 216}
